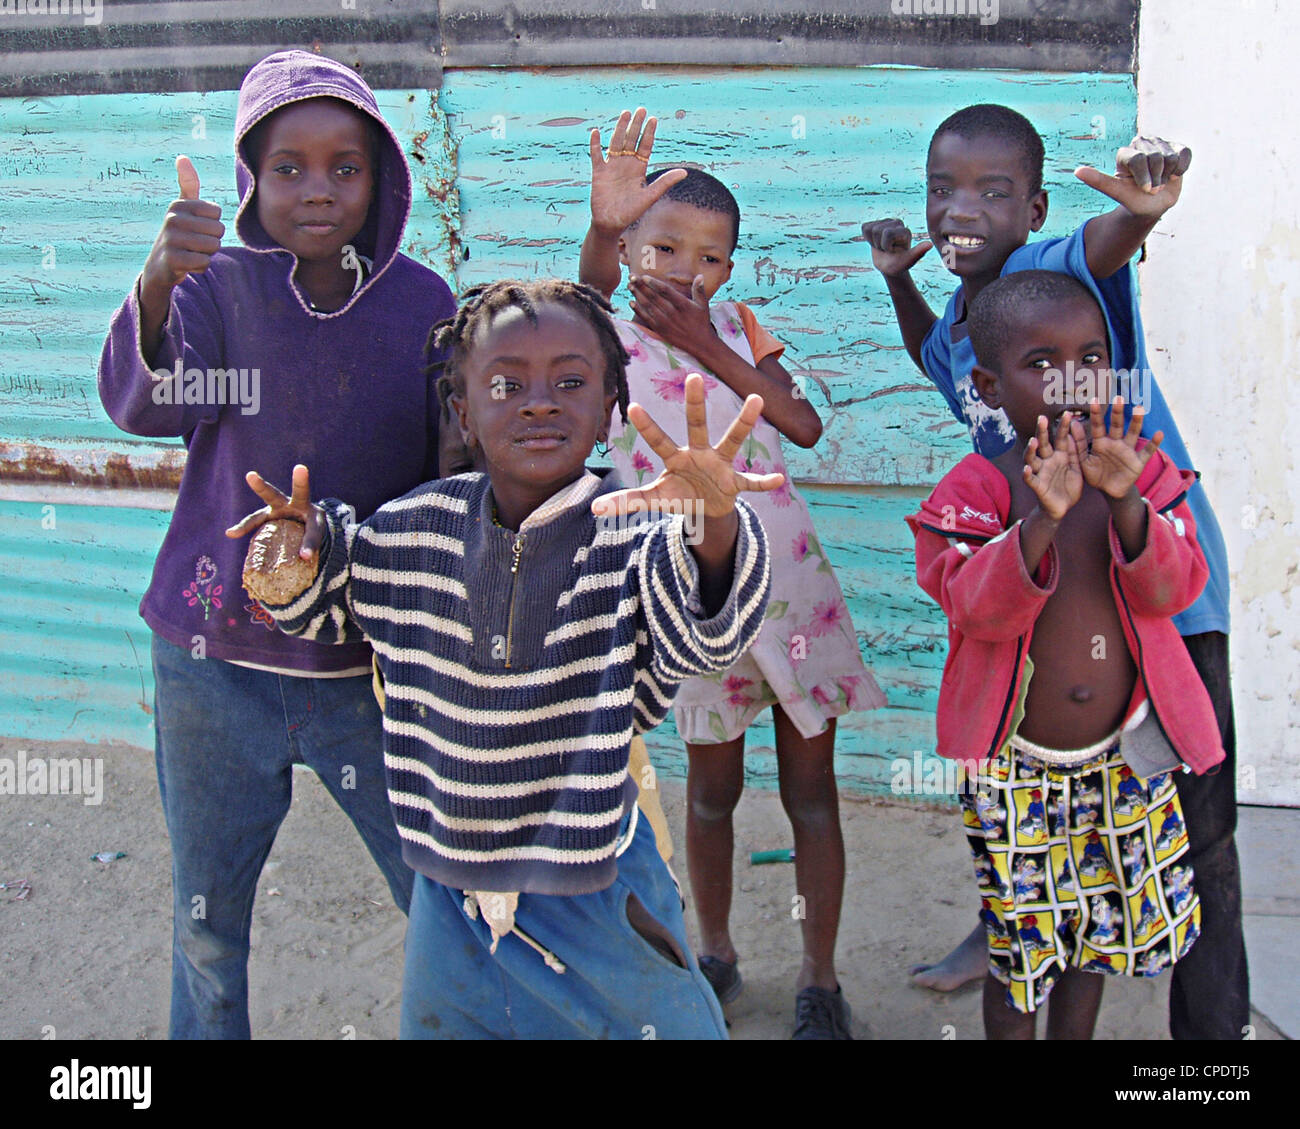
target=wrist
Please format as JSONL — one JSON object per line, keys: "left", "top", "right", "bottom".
{"left": 1105, "top": 484, "right": 1142, "bottom": 508}
{"left": 588, "top": 219, "right": 625, "bottom": 241}
{"left": 693, "top": 506, "right": 739, "bottom": 562}
{"left": 701, "top": 499, "right": 739, "bottom": 523}
{"left": 138, "top": 271, "right": 174, "bottom": 314}
{"left": 682, "top": 324, "right": 726, "bottom": 363}
{"left": 1114, "top": 205, "right": 1162, "bottom": 232}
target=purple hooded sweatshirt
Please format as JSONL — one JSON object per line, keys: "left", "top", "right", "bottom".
{"left": 99, "top": 50, "right": 456, "bottom": 672}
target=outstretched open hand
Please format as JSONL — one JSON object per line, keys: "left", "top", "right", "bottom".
{"left": 225, "top": 463, "right": 327, "bottom": 558}
{"left": 592, "top": 373, "right": 785, "bottom": 522}
{"left": 1023, "top": 413, "right": 1083, "bottom": 521}
{"left": 1076, "top": 397, "right": 1163, "bottom": 499}
{"left": 588, "top": 107, "right": 686, "bottom": 236}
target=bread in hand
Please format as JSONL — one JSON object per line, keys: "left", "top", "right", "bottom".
{"left": 242, "top": 519, "right": 318, "bottom": 606}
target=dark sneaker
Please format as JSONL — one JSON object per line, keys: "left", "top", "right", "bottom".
{"left": 792, "top": 986, "right": 853, "bottom": 1040}
{"left": 698, "top": 955, "right": 743, "bottom": 1005}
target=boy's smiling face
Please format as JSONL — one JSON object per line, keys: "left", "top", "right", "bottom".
{"left": 926, "top": 132, "right": 1047, "bottom": 283}
{"left": 973, "top": 292, "right": 1112, "bottom": 446}
{"left": 619, "top": 199, "right": 734, "bottom": 302}
{"left": 452, "top": 303, "right": 616, "bottom": 526}
{"left": 252, "top": 98, "right": 375, "bottom": 265}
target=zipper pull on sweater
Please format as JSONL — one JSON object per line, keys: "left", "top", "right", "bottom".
{"left": 505, "top": 531, "right": 525, "bottom": 668}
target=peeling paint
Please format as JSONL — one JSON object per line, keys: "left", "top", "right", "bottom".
{"left": 440, "top": 66, "right": 1135, "bottom": 487}
{"left": 409, "top": 91, "right": 463, "bottom": 282}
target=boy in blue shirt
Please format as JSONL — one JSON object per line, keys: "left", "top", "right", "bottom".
{"left": 862, "top": 104, "right": 1246, "bottom": 1039}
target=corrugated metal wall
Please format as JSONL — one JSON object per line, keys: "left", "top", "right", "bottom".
{"left": 0, "top": 498, "right": 169, "bottom": 747}
{"left": 0, "top": 1, "right": 442, "bottom": 95}
{"left": 0, "top": 88, "right": 456, "bottom": 488}
{"left": 0, "top": 1, "right": 1136, "bottom": 97}
{"left": 0, "top": 0, "right": 1142, "bottom": 794}
{"left": 0, "top": 85, "right": 457, "bottom": 752}
{"left": 0, "top": 62, "right": 1135, "bottom": 794}
{"left": 444, "top": 66, "right": 1133, "bottom": 488}
{"left": 439, "top": 65, "right": 1136, "bottom": 788}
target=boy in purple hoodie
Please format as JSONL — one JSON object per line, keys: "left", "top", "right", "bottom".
{"left": 98, "top": 50, "right": 456, "bottom": 1039}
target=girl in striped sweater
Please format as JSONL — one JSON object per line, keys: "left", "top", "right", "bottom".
{"left": 227, "top": 279, "right": 776, "bottom": 1039}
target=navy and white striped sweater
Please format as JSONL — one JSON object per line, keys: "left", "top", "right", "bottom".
{"left": 266, "top": 469, "right": 770, "bottom": 895}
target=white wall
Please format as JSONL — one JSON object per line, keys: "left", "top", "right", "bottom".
{"left": 1138, "top": 0, "right": 1299, "bottom": 805}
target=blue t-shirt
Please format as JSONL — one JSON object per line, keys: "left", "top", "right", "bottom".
{"left": 919, "top": 224, "right": 1229, "bottom": 636}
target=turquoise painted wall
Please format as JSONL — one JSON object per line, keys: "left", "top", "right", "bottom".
{"left": 0, "top": 66, "right": 1137, "bottom": 797}
{"left": 438, "top": 67, "right": 1136, "bottom": 790}
{"left": 0, "top": 499, "right": 169, "bottom": 747}
{"left": 442, "top": 68, "right": 1134, "bottom": 486}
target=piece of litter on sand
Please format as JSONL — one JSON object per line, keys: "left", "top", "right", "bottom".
{"left": 91, "top": 851, "right": 127, "bottom": 863}
{"left": 266, "top": 887, "right": 282, "bottom": 897}
{"left": 1, "top": 878, "right": 32, "bottom": 901}
{"left": 749, "top": 848, "right": 796, "bottom": 865}
{"left": 365, "top": 897, "right": 384, "bottom": 906}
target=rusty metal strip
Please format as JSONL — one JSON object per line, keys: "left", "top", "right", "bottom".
{"left": 0, "top": 440, "right": 184, "bottom": 490}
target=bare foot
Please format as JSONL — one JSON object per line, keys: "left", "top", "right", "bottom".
{"left": 908, "top": 922, "right": 986, "bottom": 991}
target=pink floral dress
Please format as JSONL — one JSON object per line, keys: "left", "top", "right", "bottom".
{"left": 609, "top": 301, "right": 886, "bottom": 744}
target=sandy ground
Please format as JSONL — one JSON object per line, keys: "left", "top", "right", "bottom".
{"left": 0, "top": 735, "right": 1282, "bottom": 1041}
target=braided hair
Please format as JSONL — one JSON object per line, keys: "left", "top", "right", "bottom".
{"left": 425, "top": 278, "right": 631, "bottom": 427}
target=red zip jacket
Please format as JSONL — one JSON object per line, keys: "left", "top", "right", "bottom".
{"left": 905, "top": 446, "right": 1225, "bottom": 774}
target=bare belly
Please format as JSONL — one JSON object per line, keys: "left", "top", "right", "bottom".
{"left": 1012, "top": 486, "right": 1137, "bottom": 750}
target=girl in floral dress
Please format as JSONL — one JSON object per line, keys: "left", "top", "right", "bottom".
{"left": 579, "top": 110, "right": 886, "bottom": 1038}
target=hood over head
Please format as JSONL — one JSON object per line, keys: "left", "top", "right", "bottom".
{"left": 233, "top": 50, "right": 412, "bottom": 315}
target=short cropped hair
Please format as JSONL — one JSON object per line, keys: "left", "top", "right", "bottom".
{"left": 929, "top": 104, "right": 1045, "bottom": 196}
{"left": 967, "top": 270, "right": 1102, "bottom": 373}
{"left": 632, "top": 166, "right": 741, "bottom": 252}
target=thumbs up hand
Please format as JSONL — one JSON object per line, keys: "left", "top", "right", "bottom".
{"left": 1074, "top": 137, "right": 1192, "bottom": 220}
{"left": 175, "top": 154, "right": 202, "bottom": 201}
{"left": 139, "top": 155, "right": 226, "bottom": 324}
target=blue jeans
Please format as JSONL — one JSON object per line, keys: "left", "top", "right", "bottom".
{"left": 151, "top": 634, "right": 413, "bottom": 1039}
{"left": 400, "top": 808, "right": 727, "bottom": 1040}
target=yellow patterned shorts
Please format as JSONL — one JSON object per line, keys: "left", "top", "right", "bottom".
{"left": 960, "top": 739, "right": 1201, "bottom": 1014}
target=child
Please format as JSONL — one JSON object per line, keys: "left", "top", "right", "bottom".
{"left": 227, "top": 278, "right": 780, "bottom": 1039}
{"left": 97, "top": 50, "right": 456, "bottom": 1038}
{"left": 422, "top": 376, "right": 679, "bottom": 863}
{"left": 907, "top": 270, "right": 1225, "bottom": 1037}
{"left": 863, "top": 105, "right": 1247, "bottom": 1039}
{"left": 580, "top": 109, "right": 886, "bottom": 1039}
